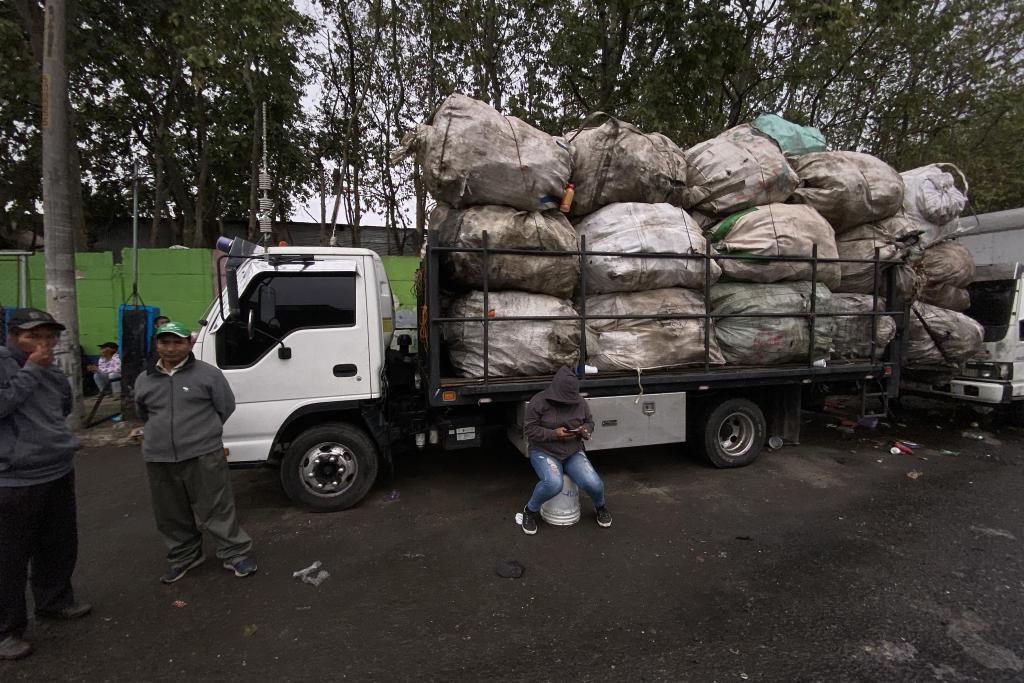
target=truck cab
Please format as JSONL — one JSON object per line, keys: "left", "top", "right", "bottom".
{"left": 905, "top": 262, "right": 1024, "bottom": 410}
{"left": 951, "top": 263, "right": 1024, "bottom": 405}
{"left": 193, "top": 245, "right": 396, "bottom": 509}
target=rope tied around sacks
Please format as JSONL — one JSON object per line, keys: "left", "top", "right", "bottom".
{"left": 503, "top": 115, "right": 534, "bottom": 209}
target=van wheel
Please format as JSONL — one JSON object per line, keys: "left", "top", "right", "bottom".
{"left": 701, "top": 398, "right": 766, "bottom": 468}
{"left": 280, "top": 423, "right": 379, "bottom": 512}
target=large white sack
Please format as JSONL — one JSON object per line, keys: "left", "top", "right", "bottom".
{"left": 791, "top": 151, "right": 904, "bottom": 232}
{"left": 395, "top": 93, "right": 571, "bottom": 212}
{"left": 684, "top": 124, "right": 800, "bottom": 216}
{"left": 576, "top": 202, "right": 720, "bottom": 294}
{"left": 430, "top": 204, "right": 579, "bottom": 298}
{"left": 831, "top": 294, "right": 896, "bottom": 360}
{"left": 917, "top": 240, "right": 974, "bottom": 311}
{"left": 711, "top": 282, "right": 836, "bottom": 365}
{"left": 566, "top": 117, "right": 688, "bottom": 217}
{"left": 585, "top": 288, "right": 724, "bottom": 371}
{"left": 443, "top": 291, "right": 579, "bottom": 377}
{"left": 834, "top": 220, "right": 920, "bottom": 300}
{"left": 901, "top": 163, "right": 967, "bottom": 239}
{"left": 906, "top": 302, "right": 983, "bottom": 368}
{"left": 707, "top": 204, "right": 841, "bottom": 290}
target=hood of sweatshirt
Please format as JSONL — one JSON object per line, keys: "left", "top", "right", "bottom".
{"left": 544, "top": 365, "right": 580, "bottom": 404}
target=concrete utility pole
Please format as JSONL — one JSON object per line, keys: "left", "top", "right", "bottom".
{"left": 41, "top": 0, "right": 84, "bottom": 424}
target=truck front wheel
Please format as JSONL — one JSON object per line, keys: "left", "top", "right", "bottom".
{"left": 280, "top": 423, "right": 380, "bottom": 512}
{"left": 701, "top": 398, "right": 766, "bottom": 468}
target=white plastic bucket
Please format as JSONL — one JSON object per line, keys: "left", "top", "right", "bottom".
{"left": 540, "top": 475, "right": 581, "bottom": 526}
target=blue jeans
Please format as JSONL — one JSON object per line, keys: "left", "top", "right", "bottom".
{"left": 526, "top": 448, "right": 605, "bottom": 512}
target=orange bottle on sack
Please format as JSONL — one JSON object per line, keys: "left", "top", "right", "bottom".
{"left": 559, "top": 183, "right": 575, "bottom": 213}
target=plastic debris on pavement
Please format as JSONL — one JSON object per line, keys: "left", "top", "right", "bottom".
{"left": 961, "top": 431, "right": 985, "bottom": 441}
{"left": 384, "top": 489, "right": 400, "bottom": 502}
{"left": 495, "top": 560, "right": 525, "bottom": 579}
{"left": 243, "top": 624, "right": 258, "bottom": 637}
{"left": 939, "top": 449, "right": 960, "bottom": 456}
{"left": 890, "top": 441, "right": 920, "bottom": 455}
{"left": 293, "top": 561, "right": 330, "bottom": 587}
{"left": 172, "top": 600, "right": 187, "bottom": 608}
{"left": 906, "top": 470, "right": 923, "bottom": 480}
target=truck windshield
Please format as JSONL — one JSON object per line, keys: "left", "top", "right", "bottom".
{"left": 964, "top": 279, "right": 1016, "bottom": 342}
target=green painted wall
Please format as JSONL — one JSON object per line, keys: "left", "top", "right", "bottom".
{"left": 130, "top": 248, "right": 214, "bottom": 330}
{"left": 381, "top": 255, "right": 420, "bottom": 310}
{"left": 1, "top": 250, "right": 417, "bottom": 355}
{"left": 1, "top": 249, "right": 214, "bottom": 355}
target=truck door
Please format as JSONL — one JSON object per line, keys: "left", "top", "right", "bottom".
{"left": 209, "top": 268, "right": 372, "bottom": 462}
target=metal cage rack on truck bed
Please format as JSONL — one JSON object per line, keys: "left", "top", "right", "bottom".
{"left": 421, "top": 230, "right": 908, "bottom": 407}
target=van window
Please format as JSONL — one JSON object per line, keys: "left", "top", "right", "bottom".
{"left": 965, "top": 279, "right": 1015, "bottom": 343}
{"left": 217, "top": 273, "right": 358, "bottom": 368}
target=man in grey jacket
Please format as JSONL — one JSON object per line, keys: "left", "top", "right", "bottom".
{"left": 1, "top": 309, "right": 91, "bottom": 661}
{"left": 134, "top": 321, "right": 257, "bottom": 583}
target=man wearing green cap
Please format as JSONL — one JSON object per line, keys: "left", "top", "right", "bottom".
{"left": 134, "top": 322, "right": 257, "bottom": 583}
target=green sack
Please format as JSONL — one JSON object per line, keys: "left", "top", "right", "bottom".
{"left": 751, "top": 114, "right": 827, "bottom": 155}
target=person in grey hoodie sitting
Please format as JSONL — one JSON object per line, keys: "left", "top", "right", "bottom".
{"left": 0, "top": 309, "right": 92, "bottom": 662}
{"left": 134, "top": 321, "right": 257, "bottom": 583}
{"left": 520, "top": 365, "right": 612, "bottom": 535}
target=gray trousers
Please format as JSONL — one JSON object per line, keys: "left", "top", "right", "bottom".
{"left": 145, "top": 450, "right": 253, "bottom": 567}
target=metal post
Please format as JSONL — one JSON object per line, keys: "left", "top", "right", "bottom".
{"left": 869, "top": 245, "right": 881, "bottom": 361}
{"left": 481, "top": 230, "right": 489, "bottom": 384}
{"left": 703, "top": 249, "right": 712, "bottom": 371}
{"left": 18, "top": 255, "right": 29, "bottom": 307}
{"left": 578, "top": 234, "right": 587, "bottom": 376}
{"left": 131, "top": 159, "right": 140, "bottom": 304}
{"left": 807, "top": 244, "right": 818, "bottom": 367}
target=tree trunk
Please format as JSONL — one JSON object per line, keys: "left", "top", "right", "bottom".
{"left": 41, "top": 0, "right": 84, "bottom": 425}
{"left": 413, "top": 160, "right": 426, "bottom": 252}
{"left": 149, "top": 152, "right": 164, "bottom": 246}
{"left": 247, "top": 103, "right": 262, "bottom": 241}
{"left": 14, "top": 0, "right": 89, "bottom": 251}
{"left": 193, "top": 113, "right": 209, "bottom": 248}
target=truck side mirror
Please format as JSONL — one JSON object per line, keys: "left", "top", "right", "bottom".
{"left": 278, "top": 346, "right": 292, "bottom": 360}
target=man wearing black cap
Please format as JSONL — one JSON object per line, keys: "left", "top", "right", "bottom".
{"left": 0, "top": 309, "right": 91, "bottom": 661}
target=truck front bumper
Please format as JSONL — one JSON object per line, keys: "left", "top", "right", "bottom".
{"left": 944, "top": 379, "right": 1023, "bottom": 404}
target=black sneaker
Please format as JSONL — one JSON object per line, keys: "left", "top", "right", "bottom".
{"left": 596, "top": 506, "right": 612, "bottom": 528}
{"left": 35, "top": 602, "right": 92, "bottom": 620}
{"left": 0, "top": 635, "right": 33, "bottom": 660}
{"left": 160, "top": 554, "right": 205, "bottom": 584}
{"left": 521, "top": 507, "right": 538, "bottom": 535}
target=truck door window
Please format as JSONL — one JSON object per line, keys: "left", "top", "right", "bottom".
{"left": 217, "top": 273, "right": 357, "bottom": 368}
{"left": 965, "top": 279, "right": 1015, "bottom": 343}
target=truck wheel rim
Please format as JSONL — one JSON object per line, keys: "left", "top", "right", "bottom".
{"left": 719, "top": 413, "right": 755, "bottom": 459}
{"left": 300, "top": 442, "right": 358, "bottom": 497}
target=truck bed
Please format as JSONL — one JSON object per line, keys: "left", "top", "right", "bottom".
{"left": 432, "top": 359, "right": 891, "bottom": 406}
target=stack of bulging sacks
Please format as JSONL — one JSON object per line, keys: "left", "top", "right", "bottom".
{"left": 899, "top": 164, "right": 979, "bottom": 368}
{"left": 907, "top": 239, "right": 983, "bottom": 368}
{"left": 687, "top": 124, "right": 838, "bottom": 365}
{"left": 397, "top": 93, "right": 580, "bottom": 377}
{"left": 567, "top": 116, "right": 723, "bottom": 371}
{"left": 787, "top": 150, "right": 980, "bottom": 367}
{"left": 767, "top": 150, "right": 908, "bottom": 361}
{"left": 400, "top": 92, "right": 980, "bottom": 376}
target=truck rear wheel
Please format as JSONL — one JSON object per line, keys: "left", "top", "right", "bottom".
{"left": 701, "top": 398, "right": 766, "bottom": 468}
{"left": 280, "top": 423, "right": 379, "bottom": 512}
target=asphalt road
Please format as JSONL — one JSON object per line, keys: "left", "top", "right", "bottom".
{"left": 5, "top": 403, "right": 1024, "bottom": 682}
